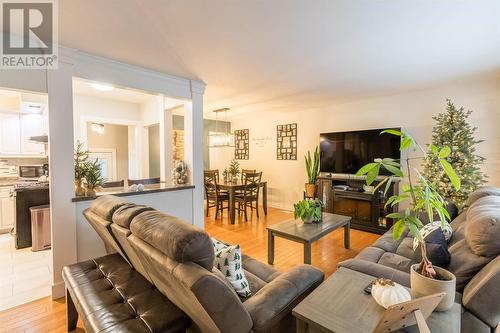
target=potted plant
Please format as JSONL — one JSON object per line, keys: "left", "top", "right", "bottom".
{"left": 84, "top": 159, "right": 105, "bottom": 197}
{"left": 294, "top": 198, "right": 324, "bottom": 223}
{"left": 356, "top": 129, "right": 461, "bottom": 311}
{"left": 74, "top": 141, "right": 89, "bottom": 197}
{"left": 304, "top": 146, "right": 320, "bottom": 198}
{"left": 228, "top": 159, "right": 240, "bottom": 183}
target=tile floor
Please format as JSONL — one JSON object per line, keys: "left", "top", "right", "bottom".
{"left": 0, "top": 233, "right": 52, "bottom": 311}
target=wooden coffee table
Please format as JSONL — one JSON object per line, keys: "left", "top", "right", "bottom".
{"left": 267, "top": 213, "right": 351, "bottom": 265}
{"left": 292, "top": 267, "right": 460, "bottom": 333}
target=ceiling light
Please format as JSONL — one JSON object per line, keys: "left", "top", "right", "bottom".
{"left": 91, "top": 82, "right": 114, "bottom": 91}
{"left": 91, "top": 123, "right": 105, "bottom": 134}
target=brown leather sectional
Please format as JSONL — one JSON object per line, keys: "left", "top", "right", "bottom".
{"left": 63, "top": 195, "right": 324, "bottom": 333}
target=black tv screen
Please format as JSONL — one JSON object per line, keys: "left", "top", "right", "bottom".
{"left": 319, "top": 128, "right": 401, "bottom": 175}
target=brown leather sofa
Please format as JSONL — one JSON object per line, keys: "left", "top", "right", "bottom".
{"left": 339, "top": 187, "right": 500, "bottom": 333}
{"left": 65, "top": 195, "right": 324, "bottom": 333}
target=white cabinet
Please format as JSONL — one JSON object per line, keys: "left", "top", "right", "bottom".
{"left": 0, "top": 113, "right": 46, "bottom": 156}
{"left": 0, "top": 114, "right": 21, "bottom": 154}
{"left": 20, "top": 114, "right": 46, "bottom": 154}
{"left": 0, "top": 188, "right": 14, "bottom": 233}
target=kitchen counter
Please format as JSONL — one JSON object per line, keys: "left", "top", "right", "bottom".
{"left": 71, "top": 183, "right": 194, "bottom": 202}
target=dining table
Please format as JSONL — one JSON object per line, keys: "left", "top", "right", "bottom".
{"left": 217, "top": 180, "right": 268, "bottom": 224}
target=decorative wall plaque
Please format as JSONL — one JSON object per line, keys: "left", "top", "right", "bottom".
{"left": 277, "top": 123, "right": 297, "bottom": 160}
{"left": 235, "top": 129, "right": 249, "bottom": 159}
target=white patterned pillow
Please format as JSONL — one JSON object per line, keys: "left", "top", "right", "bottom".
{"left": 211, "top": 237, "right": 227, "bottom": 252}
{"left": 412, "top": 220, "right": 453, "bottom": 250}
{"left": 213, "top": 244, "right": 251, "bottom": 298}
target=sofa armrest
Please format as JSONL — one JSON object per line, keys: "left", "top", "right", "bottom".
{"left": 463, "top": 256, "right": 500, "bottom": 328}
{"left": 243, "top": 264, "right": 324, "bottom": 332}
{"left": 339, "top": 258, "right": 410, "bottom": 287}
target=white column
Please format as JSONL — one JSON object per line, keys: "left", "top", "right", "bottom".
{"left": 184, "top": 87, "right": 204, "bottom": 228}
{"left": 47, "top": 61, "right": 77, "bottom": 299}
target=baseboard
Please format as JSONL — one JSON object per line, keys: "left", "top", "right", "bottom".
{"left": 52, "top": 281, "right": 65, "bottom": 299}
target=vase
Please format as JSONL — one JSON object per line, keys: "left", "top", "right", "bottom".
{"left": 304, "top": 183, "right": 317, "bottom": 198}
{"left": 85, "top": 188, "right": 97, "bottom": 197}
{"left": 410, "top": 264, "right": 456, "bottom": 311}
{"left": 75, "top": 180, "right": 86, "bottom": 197}
{"left": 301, "top": 216, "right": 314, "bottom": 224}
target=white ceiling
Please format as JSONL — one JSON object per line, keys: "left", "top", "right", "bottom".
{"left": 59, "top": 1, "right": 500, "bottom": 116}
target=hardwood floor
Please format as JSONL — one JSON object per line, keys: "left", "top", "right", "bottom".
{"left": 0, "top": 206, "right": 379, "bottom": 332}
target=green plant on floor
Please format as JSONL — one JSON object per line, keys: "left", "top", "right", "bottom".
{"left": 422, "top": 99, "right": 487, "bottom": 210}
{"left": 305, "top": 146, "right": 320, "bottom": 184}
{"left": 228, "top": 159, "right": 240, "bottom": 180}
{"left": 84, "top": 159, "right": 106, "bottom": 192}
{"left": 294, "top": 198, "right": 324, "bottom": 223}
{"left": 356, "top": 129, "right": 460, "bottom": 279}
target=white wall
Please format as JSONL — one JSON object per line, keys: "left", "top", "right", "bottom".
{"left": 226, "top": 78, "right": 500, "bottom": 210}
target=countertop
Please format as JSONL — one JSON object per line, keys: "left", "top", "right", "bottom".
{"left": 72, "top": 183, "right": 194, "bottom": 202}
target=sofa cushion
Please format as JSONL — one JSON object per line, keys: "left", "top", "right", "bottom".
{"left": 378, "top": 252, "right": 414, "bottom": 272}
{"left": 447, "top": 238, "right": 491, "bottom": 292}
{"left": 90, "top": 195, "right": 130, "bottom": 220}
{"left": 372, "top": 228, "right": 408, "bottom": 253}
{"left": 356, "top": 246, "right": 385, "bottom": 263}
{"left": 466, "top": 186, "right": 500, "bottom": 207}
{"left": 464, "top": 196, "right": 500, "bottom": 258}
{"left": 130, "top": 210, "right": 214, "bottom": 270}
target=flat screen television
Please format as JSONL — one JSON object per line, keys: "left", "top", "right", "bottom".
{"left": 319, "top": 128, "right": 401, "bottom": 175}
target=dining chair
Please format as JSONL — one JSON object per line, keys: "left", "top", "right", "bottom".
{"left": 241, "top": 169, "right": 256, "bottom": 183}
{"left": 127, "top": 177, "right": 161, "bottom": 186}
{"left": 205, "top": 169, "right": 220, "bottom": 182}
{"left": 204, "top": 170, "right": 229, "bottom": 219}
{"left": 236, "top": 171, "right": 262, "bottom": 222}
{"left": 102, "top": 180, "right": 124, "bottom": 188}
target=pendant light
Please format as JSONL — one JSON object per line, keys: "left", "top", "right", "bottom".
{"left": 208, "top": 108, "right": 234, "bottom": 147}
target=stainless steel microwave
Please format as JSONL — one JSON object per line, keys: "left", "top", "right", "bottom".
{"left": 19, "top": 165, "right": 46, "bottom": 179}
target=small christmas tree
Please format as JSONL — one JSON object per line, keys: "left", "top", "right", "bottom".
{"left": 422, "top": 99, "right": 487, "bottom": 210}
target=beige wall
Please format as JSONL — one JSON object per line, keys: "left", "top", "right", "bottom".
{"left": 87, "top": 123, "right": 129, "bottom": 181}
{"left": 220, "top": 78, "right": 500, "bottom": 210}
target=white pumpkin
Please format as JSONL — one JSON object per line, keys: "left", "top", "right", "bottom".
{"left": 371, "top": 278, "right": 411, "bottom": 309}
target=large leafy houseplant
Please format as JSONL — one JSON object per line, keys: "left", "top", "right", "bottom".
{"left": 294, "top": 198, "right": 324, "bottom": 223}
{"left": 304, "top": 146, "right": 320, "bottom": 198}
{"left": 356, "top": 129, "right": 460, "bottom": 279}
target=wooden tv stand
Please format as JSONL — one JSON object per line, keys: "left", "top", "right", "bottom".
{"left": 316, "top": 174, "right": 399, "bottom": 234}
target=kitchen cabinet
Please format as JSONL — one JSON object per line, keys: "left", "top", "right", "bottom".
{"left": 0, "top": 114, "right": 21, "bottom": 154}
{"left": 0, "top": 113, "right": 46, "bottom": 156}
{"left": 0, "top": 187, "right": 14, "bottom": 233}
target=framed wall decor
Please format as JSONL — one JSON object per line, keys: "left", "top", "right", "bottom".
{"left": 234, "top": 129, "right": 249, "bottom": 159}
{"left": 277, "top": 123, "right": 297, "bottom": 160}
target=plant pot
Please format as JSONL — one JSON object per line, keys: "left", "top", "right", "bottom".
{"left": 301, "top": 216, "right": 314, "bottom": 224}
{"left": 85, "top": 188, "right": 97, "bottom": 197}
{"left": 410, "top": 264, "right": 456, "bottom": 311}
{"left": 305, "top": 183, "right": 317, "bottom": 198}
{"left": 75, "top": 180, "right": 86, "bottom": 197}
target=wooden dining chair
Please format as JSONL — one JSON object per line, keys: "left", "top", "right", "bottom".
{"left": 205, "top": 169, "right": 220, "bottom": 182}
{"left": 241, "top": 169, "right": 256, "bottom": 183}
{"left": 127, "top": 177, "right": 161, "bottom": 186}
{"left": 102, "top": 180, "right": 124, "bottom": 188}
{"left": 236, "top": 171, "right": 262, "bottom": 222}
{"left": 204, "top": 170, "right": 228, "bottom": 219}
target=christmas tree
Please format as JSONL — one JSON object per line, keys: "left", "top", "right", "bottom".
{"left": 422, "top": 99, "right": 487, "bottom": 210}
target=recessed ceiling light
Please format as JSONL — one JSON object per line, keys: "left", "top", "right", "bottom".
{"left": 90, "top": 82, "right": 114, "bottom": 91}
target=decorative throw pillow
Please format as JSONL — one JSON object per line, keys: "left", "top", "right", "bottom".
{"left": 212, "top": 241, "right": 252, "bottom": 298}
{"left": 413, "top": 227, "right": 451, "bottom": 267}
{"left": 412, "top": 221, "right": 453, "bottom": 250}
{"left": 212, "top": 237, "right": 227, "bottom": 252}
